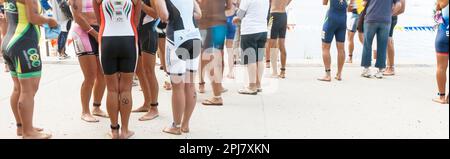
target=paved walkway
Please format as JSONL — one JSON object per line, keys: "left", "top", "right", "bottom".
{"left": 0, "top": 64, "right": 448, "bottom": 139}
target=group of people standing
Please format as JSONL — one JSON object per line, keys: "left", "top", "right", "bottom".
{"left": 318, "top": 0, "right": 449, "bottom": 105}
{"left": 0, "top": 0, "right": 448, "bottom": 139}
{"left": 0, "top": 0, "right": 289, "bottom": 139}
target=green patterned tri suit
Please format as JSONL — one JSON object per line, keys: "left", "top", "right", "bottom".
{"left": 1, "top": 0, "right": 42, "bottom": 79}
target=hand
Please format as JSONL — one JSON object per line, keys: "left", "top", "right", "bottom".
{"left": 47, "top": 18, "right": 58, "bottom": 28}
{"left": 232, "top": 17, "right": 241, "bottom": 25}
{"left": 90, "top": 31, "right": 99, "bottom": 42}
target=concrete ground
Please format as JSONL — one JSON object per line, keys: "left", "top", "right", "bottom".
{"left": 0, "top": 63, "right": 448, "bottom": 139}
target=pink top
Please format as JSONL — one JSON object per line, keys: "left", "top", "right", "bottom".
{"left": 82, "top": 0, "right": 94, "bottom": 13}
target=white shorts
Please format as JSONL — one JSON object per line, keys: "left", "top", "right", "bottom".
{"left": 166, "top": 39, "right": 201, "bottom": 76}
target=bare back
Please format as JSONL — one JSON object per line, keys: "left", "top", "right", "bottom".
{"left": 271, "top": 0, "right": 292, "bottom": 13}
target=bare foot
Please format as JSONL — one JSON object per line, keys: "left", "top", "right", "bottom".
{"left": 433, "top": 97, "right": 448, "bottom": 104}
{"left": 81, "top": 114, "right": 99, "bottom": 123}
{"left": 163, "top": 126, "right": 182, "bottom": 135}
{"left": 346, "top": 57, "right": 353, "bottom": 63}
{"left": 108, "top": 130, "right": 120, "bottom": 139}
{"left": 335, "top": 75, "right": 342, "bottom": 81}
{"left": 318, "top": 76, "right": 332, "bottom": 82}
{"left": 120, "top": 130, "right": 135, "bottom": 139}
{"left": 383, "top": 67, "right": 395, "bottom": 76}
{"left": 132, "top": 105, "right": 150, "bottom": 113}
{"left": 17, "top": 127, "right": 44, "bottom": 136}
{"left": 22, "top": 131, "right": 52, "bottom": 139}
{"left": 279, "top": 71, "right": 286, "bottom": 79}
{"left": 138, "top": 109, "right": 159, "bottom": 121}
{"left": 92, "top": 108, "right": 109, "bottom": 118}
{"left": 181, "top": 127, "right": 190, "bottom": 133}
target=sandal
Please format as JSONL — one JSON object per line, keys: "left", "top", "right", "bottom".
{"left": 238, "top": 87, "right": 258, "bottom": 95}
{"left": 202, "top": 97, "right": 223, "bottom": 106}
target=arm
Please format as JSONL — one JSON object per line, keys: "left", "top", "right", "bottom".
{"left": 141, "top": 0, "right": 158, "bottom": 18}
{"left": 24, "top": 0, "right": 57, "bottom": 26}
{"left": 232, "top": 0, "right": 249, "bottom": 24}
{"left": 394, "top": 0, "right": 406, "bottom": 16}
{"left": 392, "top": 0, "right": 402, "bottom": 15}
{"left": 70, "top": 0, "right": 97, "bottom": 37}
{"left": 133, "top": 0, "right": 141, "bottom": 26}
{"left": 437, "top": 0, "right": 449, "bottom": 10}
{"left": 225, "top": 0, "right": 233, "bottom": 10}
{"left": 193, "top": 0, "right": 201, "bottom": 20}
{"left": 153, "top": 0, "right": 169, "bottom": 22}
{"left": 348, "top": 0, "right": 355, "bottom": 12}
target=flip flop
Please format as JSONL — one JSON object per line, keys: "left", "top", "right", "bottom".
{"left": 202, "top": 99, "right": 223, "bottom": 106}
{"left": 238, "top": 87, "right": 258, "bottom": 95}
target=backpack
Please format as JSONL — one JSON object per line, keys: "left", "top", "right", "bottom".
{"left": 56, "top": 0, "right": 73, "bottom": 20}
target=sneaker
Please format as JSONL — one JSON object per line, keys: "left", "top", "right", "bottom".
{"left": 361, "top": 68, "right": 371, "bottom": 78}
{"left": 374, "top": 70, "right": 383, "bottom": 79}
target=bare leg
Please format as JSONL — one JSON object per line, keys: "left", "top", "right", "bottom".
{"left": 19, "top": 78, "right": 51, "bottom": 139}
{"left": 181, "top": 72, "right": 197, "bottom": 132}
{"left": 265, "top": 40, "right": 271, "bottom": 68}
{"left": 384, "top": 38, "right": 396, "bottom": 75}
{"left": 118, "top": 73, "right": 135, "bottom": 139}
{"left": 105, "top": 74, "right": 120, "bottom": 139}
{"left": 11, "top": 77, "right": 43, "bottom": 136}
{"left": 336, "top": 42, "right": 346, "bottom": 80}
{"left": 247, "top": 63, "right": 258, "bottom": 90}
{"left": 346, "top": 31, "right": 355, "bottom": 63}
{"left": 278, "top": 38, "right": 287, "bottom": 78}
{"left": 268, "top": 39, "right": 278, "bottom": 76}
{"left": 256, "top": 61, "right": 264, "bottom": 89}
{"left": 318, "top": 42, "right": 332, "bottom": 82}
{"left": 133, "top": 56, "right": 152, "bottom": 113}
{"left": 78, "top": 56, "right": 99, "bottom": 122}
{"left": 139, "top": 53, "right": 160, "bottom": 121}
{"left": 204, "top": 51, "right": 224, "bottom": 105}
{"left": 225, "top": 40, "right": 235, "bottom": 79}
{"left": 92, "top": 57, "right": 107, "bottom": 117}
{"left": 433, "top": 54, "right": 449, "bottom": 104}
{"left": 163, "top": 75, "right": 185, "bottom": 135}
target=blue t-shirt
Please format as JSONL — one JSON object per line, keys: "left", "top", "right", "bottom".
{"left": 365, "top": 0, "right": 399, "bottom": 23}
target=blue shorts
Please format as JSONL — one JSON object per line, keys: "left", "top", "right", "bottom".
{"left": 226, "top": 16, "right": 237, "bottom": 40}
{"left": 200, "top": 25, "right": 227, "bottom": 50}
{"left": 322, "top": 17, "right": 347, "bottom": 43}
{"left": 435, "top": 26, "right": 449, "bottom": 54}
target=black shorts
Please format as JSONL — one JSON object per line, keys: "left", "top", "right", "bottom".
{"left": 139, "top": 22, "right": 158, "bottom": 54}
{"left": 157, "top": 22, "right": 167, "bottom": 38}
{"left": 268, "top": 12, "right": 288, "bottom": 39}
{"left": 100, "top": 36, "right": 138, "bottom": 75}
{"left": 389, "top": 16, "right": 398, "bottom": 37}
{"left": 240, "top": 32, "right": 267, "bottom": 65}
